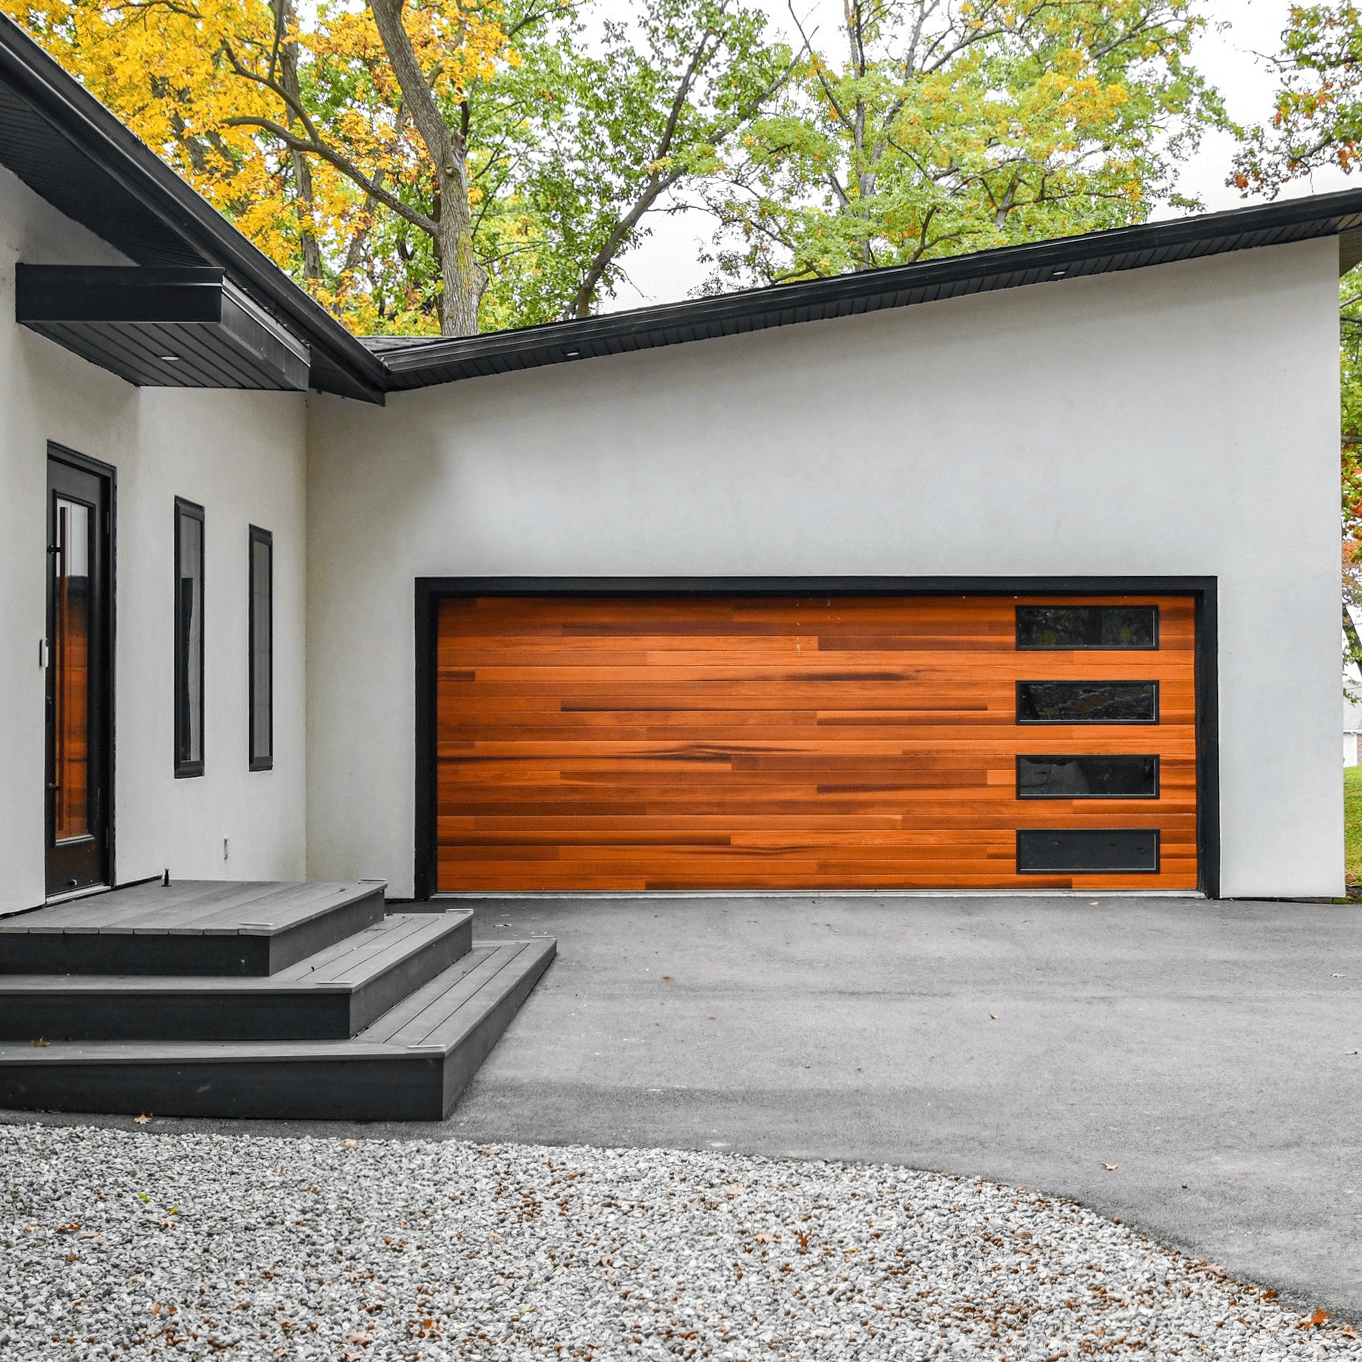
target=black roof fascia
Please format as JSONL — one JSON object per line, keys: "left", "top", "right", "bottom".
{"left": 374, "top": 192, "right": 1362, "bottom": 390}
{"left": 0, "top": 14, "right": 386, "bottom": 403}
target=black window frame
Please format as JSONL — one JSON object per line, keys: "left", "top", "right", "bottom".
{"left": 1015, "top": 604, "right": 1160, "bottom": 650}
{"left": 1015, "top": 754, "right": 1160, "bottom": 799}
{"left": 248, "top": 525, "right": 273, "bottom": 771}
{"left": 173, "top": 497, "right": 205, "bottom": 778}
{"left": 1016, "top": 828, "right": 1161, "bottom": 874}
{"left": 1015, "top": 679, "right": 1160, "bottom": 724}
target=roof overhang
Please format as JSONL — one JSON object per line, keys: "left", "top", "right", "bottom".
{"left": 0, "top": 15, "right": 385, "bottom": 402}
{"left": 371, "top": 201, "right": 1362, "bottom": 389}
{"left": 16, "top": 265, "right": 311, "bottom": 390}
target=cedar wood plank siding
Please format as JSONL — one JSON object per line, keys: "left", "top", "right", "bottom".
{"left": 435, "top": 594, "right": 1197, "bottom": 891}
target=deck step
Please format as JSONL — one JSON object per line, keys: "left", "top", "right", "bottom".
{"left": 0, "top": 938, "right": 555, "bottom": 1121}
{"left": 0, "top": 880, "right": 387, "bottom": 976}
{"left": 0, "top": 911, "right": 472, "bottom": 1042}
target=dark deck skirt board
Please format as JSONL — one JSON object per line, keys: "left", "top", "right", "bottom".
{"left": 0, "top": 939, "right": 556, "bottom": 1121}
{"left": 0, "top": 912, "right": 473, "bottom": 1042}
{"left": 0, "top": 881, "right": 387, "bottom": 976}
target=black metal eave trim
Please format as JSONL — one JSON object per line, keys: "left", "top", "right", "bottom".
{"left": 412, "top": 575, "right": 1220, "bottom": 900}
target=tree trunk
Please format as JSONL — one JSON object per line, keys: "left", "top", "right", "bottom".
{"left": 434, "top": 171, "right": 484, "bottom": 336}
{"left": 366, "top": 0, "right": 486, "bottom": 335}
{"left": 274, "top": 0, "right": 323, "bottom": 282}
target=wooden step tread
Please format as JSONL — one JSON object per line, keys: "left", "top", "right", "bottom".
{"left": 0, "top": 940, "right": 553, "bottom": 1062}
{"left": 375, "top": 941, "right": 546, "bottom": 1049}
{"left": 0, "top": 942, "right": 552, "bottom": 1056}
{"left": 0, "top": 880, "right": 386, "bottom": 936}
{"left": 0, "top": 880, "right": 390, "bottom": 978}
{"left": 0, "top": 912, "right": 471, "bottom": 995}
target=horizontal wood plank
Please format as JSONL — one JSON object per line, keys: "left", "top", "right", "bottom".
{"left": 435, "top": 595, "right": 1198, "bottom": 890}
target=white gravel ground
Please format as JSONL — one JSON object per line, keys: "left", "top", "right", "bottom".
{"left": 1, "top": 1124, "right": 1359, "bottom": 1361}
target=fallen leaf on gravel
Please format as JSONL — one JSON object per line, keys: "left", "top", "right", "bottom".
{"left": 1102, "top": 1164, "right": 1118, "bottom": 1172}
{"left": 721, "top": 1184, "right": 746, "bottom": 1198}
{"left": 753, "top": 1231, "right": 779, "bottom": 1243}
{"left": 489, "top": 1230, "right": 504, "bottom": 1243}
{"left": 345, "top": 1329, "right": 371, "bottom": 1345}
{"left": 989, "top": 1014, "right": 998, "bottom": 1020}
{"left": 132, "top": 1113, "right": 152, "bottom": 1124}
{"left": 1302, "top": 1309, "right": 1331, "bottom": 1328}
{"left": 341, "top": 1139, "right": 360, "bottom": 1149}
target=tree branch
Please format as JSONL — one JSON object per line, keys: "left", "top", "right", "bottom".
{"left": 223, "top": 115, "right": 439, "bottom": 234}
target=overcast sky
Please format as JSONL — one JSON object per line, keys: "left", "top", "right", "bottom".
{"left": 598, "top": 0, "right": 1355, "bottom": 311}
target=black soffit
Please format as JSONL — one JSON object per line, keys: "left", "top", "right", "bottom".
{"left": 0, "top": 16, "right": 385, "bottom": 403}
{"left": 16, "top": 266, "right": 311, "bottom": 391}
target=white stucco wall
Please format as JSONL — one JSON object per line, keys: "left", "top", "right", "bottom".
{"left": 306, "top": 236, "right": 1343, "bottom": 899}
{"left": 0, "top": 163, "right": 308, "bottom": 914}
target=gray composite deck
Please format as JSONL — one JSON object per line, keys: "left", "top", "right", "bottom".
{"left": 0, "top": 880, "right": 555, "bottom": 1120}
{"left": 0, "top": 880, "right": 388, "bottom": 975}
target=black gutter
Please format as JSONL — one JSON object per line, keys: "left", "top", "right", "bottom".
{"left": 0, "top": 15, "right": 387, "bottom": 403}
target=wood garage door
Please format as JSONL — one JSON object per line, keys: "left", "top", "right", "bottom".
{"left": 434, "top": 594, "right": 1198, "bottom": 892}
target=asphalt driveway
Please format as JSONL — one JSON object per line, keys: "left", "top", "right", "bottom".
{"left": 444, "top": 894, "right": 1362, "bottom": 1321}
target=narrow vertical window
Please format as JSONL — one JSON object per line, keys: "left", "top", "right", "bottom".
{"left": 249, "top": 526, "right": 273, "bottom": 770}
{"left": 174, "top": 497, "right": 204, "bottom": 777}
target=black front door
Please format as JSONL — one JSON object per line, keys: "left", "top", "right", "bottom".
{"left": 45, "top": 451, "right": 112, "bottom": 897}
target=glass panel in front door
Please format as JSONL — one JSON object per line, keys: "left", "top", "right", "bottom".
{"left": 45, "top": 457, "right": 107, "bottom": 898}
{"left": 52, "top": 498, "right": 91, "bottom": 843}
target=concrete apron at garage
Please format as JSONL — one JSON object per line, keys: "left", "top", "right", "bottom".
{"left": 6, "top": 895, "right": 1360, "bottom": 1320}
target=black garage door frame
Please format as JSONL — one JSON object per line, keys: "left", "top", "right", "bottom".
{"left": 413, "top": 576, "right": 1219, "bottom": 901}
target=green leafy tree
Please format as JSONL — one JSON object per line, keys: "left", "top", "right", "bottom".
{"left": 1228, "top": 6, "right": 1362, "bottom": 642}
{"left": 1229, "top": 3, "right": 1362, "bottom": 194}
{"left": 699, "top": 0, "right": 1224, "bottom": 288}
{"left": 519, "top": 0, "right": 794, "bottom": 319}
